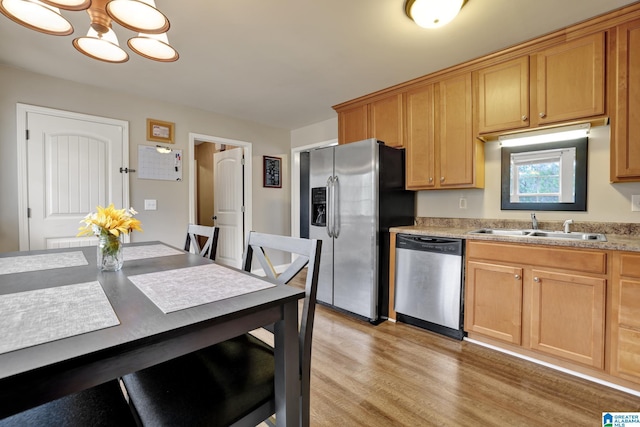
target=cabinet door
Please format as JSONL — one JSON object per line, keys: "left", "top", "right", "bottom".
{"left": 535, "top": 33, "right": 605, "bottom": 125}
{"left": 465, "top": 261, "right": 523, "bottom": 345}
{"left": 530, "top": 270, "right": 605, "bottom": 369}
{"left": 475, "top": 56, "right": 530, "bottom": 134}
{"left": 438, "top": 74, "right": 474, "bottom": 187}
{"left": 405, "top": 84, "right": 436, "bottom": 189}
{"left": 611, "top": 252, "right": 640, "bottom": 383}
{"left": 612, "top": 19, "right": 640, "bottom": 180}
{"left": 338, "top": 104, "right": 368, "bottom": 145}
{"left": 370, "top": 93, "right": 404, "bottom": 148}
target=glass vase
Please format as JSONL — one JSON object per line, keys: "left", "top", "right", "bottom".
{"left": 98, "top": 233, "right": 124, "bottom": 271}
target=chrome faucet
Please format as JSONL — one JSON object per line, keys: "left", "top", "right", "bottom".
{"left": 531, "top": 212, "right": 538, "bottom": 230}
{"left": 563, "top": 219, "right": 574, "bottom": 233}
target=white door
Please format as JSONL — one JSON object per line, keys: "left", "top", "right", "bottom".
{"left": 213, "top": 147, "right": 244, "bottom": 268}
{"left": 26, "top": 111, "right": 128, "bottom": 249}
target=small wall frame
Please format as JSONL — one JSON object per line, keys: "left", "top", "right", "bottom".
{"left": 147, "top": 118, "right": 175, "bottom": 144}
{"left": 263, "top": 156, "right": 282, "bottom": 188}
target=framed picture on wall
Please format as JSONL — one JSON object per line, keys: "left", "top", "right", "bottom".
{"left": 263, "top": 156, "right": 282, "bottom": 188}
{"left": 147, "top": 118, "right": 175, "bottom": 144}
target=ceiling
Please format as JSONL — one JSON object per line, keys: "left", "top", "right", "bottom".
{"left": 0, "top": 0, "right": 638, "bottom": 130}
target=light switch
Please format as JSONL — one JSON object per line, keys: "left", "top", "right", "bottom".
{"left": 144, "top": 199, "right": 157, "bottom": 211}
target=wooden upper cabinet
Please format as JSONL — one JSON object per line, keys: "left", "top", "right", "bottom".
{"left": 475, "top": 56, "right": 530, "bottom": 134}
{"left": 535, "top": 33, "right": 605, "bottom": 125}
{"left": 405, "top": 84, "right": 436, "bottom": 189}
{"left": 438, "top": 73, "right": 474, "bottom": 187}
{"left": 612, "top": 18, "right": 640, "bottom": 181}
{"left": 338, "top": 104, "right": 368, "bottom": 145}
{"left": 404, "top": 74, "right": 483, "bottom": 190}
{"left": 370, "top": 93, "right": 404, "bottom": 148}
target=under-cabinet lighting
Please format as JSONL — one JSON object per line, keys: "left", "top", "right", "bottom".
{"left": 499, "top": 123, "right": 590, "bottom": 147}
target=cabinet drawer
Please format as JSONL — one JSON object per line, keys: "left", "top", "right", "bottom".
{"left": 620, "top": 253, "right": 640, "bottom": 278}
{"left": 466, "top": 241, "right": 606, "bottom": 274}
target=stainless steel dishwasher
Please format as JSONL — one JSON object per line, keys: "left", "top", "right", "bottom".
{"left": 394, "top": 234, "right": 465, "bottom": 340}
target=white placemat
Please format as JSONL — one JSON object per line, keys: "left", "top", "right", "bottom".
{"left": 128, "top": 263, "right": 276, "bottom": 313}
{"left": 123, "top": 244, "right": 184, "bottom": 261}
{"left": 0, "top": 281, "right": 120, "bottom": 355}
{"left": 0, "top": 251, "right": 88, "bottom": 276}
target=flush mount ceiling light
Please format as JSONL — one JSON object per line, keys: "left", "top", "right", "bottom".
{"left": 405, "top": 0, "right": 467, "bottom": 29}
{"left": 498, "top": 123, "right": 591, "bottom": 147}
{"left": 0, "top": 0, "right": 178, "bottom": 63}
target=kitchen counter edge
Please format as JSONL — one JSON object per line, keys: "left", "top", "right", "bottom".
{"left": 390, "top": 226, "right": 640, "bottom": 253}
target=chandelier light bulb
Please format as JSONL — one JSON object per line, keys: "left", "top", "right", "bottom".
{"left": 106, "top": 0, "right": 169, "bottom": 34}
{"left": 73, "top": 26, "right": 129, "bottom": 63}
{"left": 0, "top": 0, "right": 73, "bottom": 35}
{"left": 128, "top": 32, "right": 179, "bottom": 62}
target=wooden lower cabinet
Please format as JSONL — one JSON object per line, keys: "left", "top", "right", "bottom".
{"left": 611, "top": 252, "right": 640, "bottom": 384}
{"left": 465, "top": 261, "right": 523, "bottom": 345}
{"left": 530, "top": 269, "right": 605, "bottom": 369}
{"left": 465, "top": 241, "right": 607, "bottom": 370}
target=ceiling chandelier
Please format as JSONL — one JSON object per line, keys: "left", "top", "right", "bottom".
{"left": 0, "top": 0, "right": 178, "bottom": 63}
{"left": 405, "top": 0, "right": 467, "bottom": 29}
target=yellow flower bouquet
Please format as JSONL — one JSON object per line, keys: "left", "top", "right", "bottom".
{"left": 78, "top": 204, "right": 142, "bottom": 271}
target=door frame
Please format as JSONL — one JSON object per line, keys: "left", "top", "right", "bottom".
{"left": 290, "top": 138, "right": 337, "bottom": 238}
{"left": 188, "top": 132, "right": 252, "bottom": 248}
{"left": 16, "top": 103, "right": 130, "bottom": 250}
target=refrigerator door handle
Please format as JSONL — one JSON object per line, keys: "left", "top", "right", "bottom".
{"left": 326, "top": 176, "right": 334, "bottom": 238}
{"left": 333, "top": 175, "right": 340, "bottom": 238}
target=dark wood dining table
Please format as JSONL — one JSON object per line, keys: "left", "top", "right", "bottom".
{"left": 0, "top": 242, "right": 304, "bottom": 426}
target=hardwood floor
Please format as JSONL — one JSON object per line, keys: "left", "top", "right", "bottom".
{"left": 307, "top": 303, "right": 640, "bottom": 426}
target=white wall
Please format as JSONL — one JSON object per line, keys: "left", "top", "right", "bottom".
{"left": 417, "top": 125, "right": 640, "bottom": 223}
{"left": 0, "top": 64, "right": 291, "bottom": 253}
{"left": 291, "top": 117, "right": 337, "bottom": 148}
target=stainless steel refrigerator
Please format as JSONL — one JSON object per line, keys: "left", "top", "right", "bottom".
{"left": 309, "top": 138, "right": 415, "bottom": 322}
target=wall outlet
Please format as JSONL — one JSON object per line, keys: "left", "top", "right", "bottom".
{"left": 459, "top": 197, "right": 467, "bottom": 209}
{"left": 144, "top": 199, "right": 157, "bottom": 211}
{"left": 632, "top": 195, "right": 640, "bottom": 212}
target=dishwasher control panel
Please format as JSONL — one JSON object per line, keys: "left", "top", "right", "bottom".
{"left": 396, "top": 234, "right": 462, "bottom": 255}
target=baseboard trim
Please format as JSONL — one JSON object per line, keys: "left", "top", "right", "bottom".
{"left": 464, "top": 337, "right": 640, "bottom": 398}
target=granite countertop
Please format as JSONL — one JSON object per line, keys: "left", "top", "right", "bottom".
{"left": 391, "top": 218, "right": 640, "bottom": 253}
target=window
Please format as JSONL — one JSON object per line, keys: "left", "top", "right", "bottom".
{"left": 501, "top": 138, "right": 587, "bottom": 211}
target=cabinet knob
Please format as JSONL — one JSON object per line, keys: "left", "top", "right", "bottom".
{"left": 440, "top": 177, "right": 445, "bottom": 182}
{"left": 429, "top": 177, "right": 433, "bottom": 182}
{"left": 539, "top": 112, "right": 546, "bottom": 118}
{"left": 521, "top": 115, "right": 528, "bottom": 121}
{"left": 534, "top": 277, "right": 540, "bottom": 282}
{"left": 514, "top": 274, "right": 521, "bottom": 280}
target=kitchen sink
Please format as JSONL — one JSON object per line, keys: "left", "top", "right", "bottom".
{"left": 468, "top": 228, "right": 607, "bottom": 242}
{"left": 526, "top": 230, "right": 607, "bottom": 241}
{"left": 468, "top": 229, "right": 532, "bottom": 236}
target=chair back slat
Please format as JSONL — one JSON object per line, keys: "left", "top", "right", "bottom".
{"left": 184, "top": 224, "right": 220, "bottom": 260}
{"left": 241, "top": 231, "right": 322, "bottom": 427}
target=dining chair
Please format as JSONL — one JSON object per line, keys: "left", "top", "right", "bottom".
{"left": 184, "top": 224, "right": 220, "bottom": 260}
{"left": 0, "top": 380, "right": 135, "bottom": 427}
{"left": 121, "top": 232, "right": 322, "bottom": 427}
